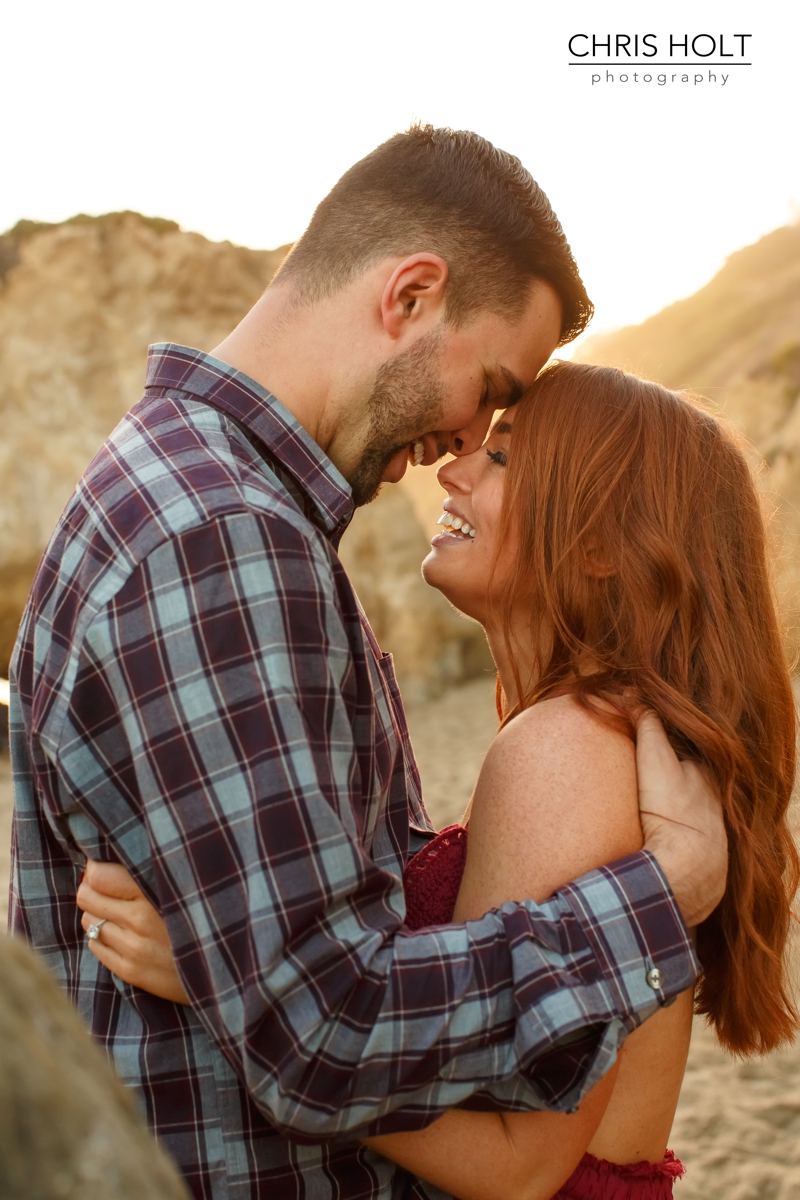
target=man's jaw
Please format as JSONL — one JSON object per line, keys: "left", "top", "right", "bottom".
{"left": 350, "top": 437, "right": 421, "bottom": 502}
{"left": 381, "top": 448, "right": 412, "bottom": 484}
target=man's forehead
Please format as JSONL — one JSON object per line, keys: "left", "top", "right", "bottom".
{"left": 481, "top": 289, "right": 562, "bottom": 383}
{"left": 497, "top": 365, "right": 526, "bottom": 407}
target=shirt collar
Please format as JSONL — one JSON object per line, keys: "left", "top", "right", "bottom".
{"left": 144, "top": 343, "right": 354, "bottom": 540}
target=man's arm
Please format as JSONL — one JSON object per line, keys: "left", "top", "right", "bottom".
{"left": 364, "top": 697, "right": 646, "bottom": 1198}
{"left": 60, "top": 512, "right": 702, "bottom": 1139}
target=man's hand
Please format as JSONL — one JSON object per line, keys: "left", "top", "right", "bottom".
{"left": 635, "top": 710, "right": 728, "bottom": 927}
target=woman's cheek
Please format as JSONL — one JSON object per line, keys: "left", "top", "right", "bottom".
{"left": 481, "top": 526, "right": 516, "bottom": 592}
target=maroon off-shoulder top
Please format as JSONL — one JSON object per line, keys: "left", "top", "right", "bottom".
{"left": 403, "top": 823, "right": 469, "bottom": 929}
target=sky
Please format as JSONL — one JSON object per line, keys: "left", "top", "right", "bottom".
{"left": 2, "top": 0, "right": 797, "bottom": 337}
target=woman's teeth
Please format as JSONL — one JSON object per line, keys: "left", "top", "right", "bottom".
{"left": 436, "top": 512, "right": 476, "bottom": 538}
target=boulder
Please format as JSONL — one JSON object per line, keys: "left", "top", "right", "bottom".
{"left": 0, "top": 933, "right": 190, "bottom": 1199}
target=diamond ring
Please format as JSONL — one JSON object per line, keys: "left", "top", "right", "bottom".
{"left": 86, "top": 919, "right": 107, "bottom": 941}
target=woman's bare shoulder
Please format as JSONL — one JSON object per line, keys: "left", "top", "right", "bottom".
{"left": 484, "top": 695, "right": 637, "bottom": 804}
{"left": 455, "top": 697, "right": 640, "bottom": 915}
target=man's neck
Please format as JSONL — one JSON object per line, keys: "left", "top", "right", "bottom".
{"left": 210, "top": 283, "right": 339, "bottom": 449}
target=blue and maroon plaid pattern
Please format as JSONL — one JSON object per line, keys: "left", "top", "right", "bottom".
{"left": 9, "top": 345, "right": 699, "bottom": 1200}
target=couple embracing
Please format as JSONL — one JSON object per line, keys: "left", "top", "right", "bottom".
{"left": 9, "top": 125, "right": 798, "bottom": 1200}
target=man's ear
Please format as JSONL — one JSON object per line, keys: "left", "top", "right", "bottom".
{"left": 381, "top": 254, "right": 449, "bottom": 340}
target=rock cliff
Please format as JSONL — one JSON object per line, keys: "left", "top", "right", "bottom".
{"left": 0, "top": 212, "right": 489, "bottom": 695}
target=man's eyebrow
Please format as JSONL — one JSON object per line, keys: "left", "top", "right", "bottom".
{"left": 498, "top": 366, "right": 526, "bottom": 408}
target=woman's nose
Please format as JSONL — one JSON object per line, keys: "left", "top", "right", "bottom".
{"left": 436, "top": 448, "right": 479, "bottom": 492}
{"left": 436, "top": 457, "right": 462, "bottom": 492}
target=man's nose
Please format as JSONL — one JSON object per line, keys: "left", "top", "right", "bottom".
{"left": 443, "top": 408, "right": 495, "bottom": 457}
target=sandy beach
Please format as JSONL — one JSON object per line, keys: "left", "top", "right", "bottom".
{"left": 3, "top": 677, "right": 800, "bottom": 1199}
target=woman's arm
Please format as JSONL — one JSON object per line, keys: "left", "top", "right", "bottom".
{"left": 364, "top": 1066, "right": 619, "bottom": 1200}
{"left": 77, "top": 858, "right": 615, "bottom": 1200}
{"left": 365, "top": 695, "right": 644, "bottom": 1199}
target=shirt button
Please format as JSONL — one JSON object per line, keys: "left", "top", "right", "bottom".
{"left": 646, "top": 967, "right": 663, "bottom": 990}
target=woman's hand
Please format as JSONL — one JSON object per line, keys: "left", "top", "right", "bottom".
{"left": 635, "top": 709, "right": 727, "bottom": 927}
{"left": 77, "top": 860, "right": 191, "bottom": 1006}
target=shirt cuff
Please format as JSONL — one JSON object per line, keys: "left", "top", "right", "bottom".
{"left": 533, "top": 848, "right": 699, "bottom": 1109}
{"left": 564, "top": 849, "right": 699, "bottom": 1009}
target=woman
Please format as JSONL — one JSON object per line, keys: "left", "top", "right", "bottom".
{"left": 77, "top": 361, "right": 799, "bottom": 1199}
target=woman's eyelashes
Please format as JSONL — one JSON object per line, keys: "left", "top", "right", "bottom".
{"left": 486, "top": 447, "right": 508, "bottom": 466}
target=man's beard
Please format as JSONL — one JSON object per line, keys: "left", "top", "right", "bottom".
{"left": 348, "top": 329, "right": 446, "bottom": 507}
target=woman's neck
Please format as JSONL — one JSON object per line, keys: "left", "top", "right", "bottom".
{"left": 484, "top": 617, "right": 542, "bottom": 712}
{"left": 485, "top": 614, "right": 593, "bottom": 713}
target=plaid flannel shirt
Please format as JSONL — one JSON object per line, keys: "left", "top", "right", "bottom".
{"left": 9, "top": 345, "right": 699, "bottom": 1200}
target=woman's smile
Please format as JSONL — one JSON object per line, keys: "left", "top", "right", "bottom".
{"left": 422, "top": 411, "right": 515, "bottom": 624}
{"left": 431, "top": 504, "right": 478, "bottom": 544}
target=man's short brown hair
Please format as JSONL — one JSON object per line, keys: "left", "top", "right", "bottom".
{"left": 276, "top": 124, "right": 592, "bottom": 345}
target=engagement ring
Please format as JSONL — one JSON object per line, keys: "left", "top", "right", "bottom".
{"left": 86, "top": 919, "right": 107, "bottom": 941}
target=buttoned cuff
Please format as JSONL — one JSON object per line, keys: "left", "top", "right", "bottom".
{"left": 565, "top": 849, "right": 699, "bottom": 1009}
{"left": 536, "top": 849, "right": 699, "bottom": 1109}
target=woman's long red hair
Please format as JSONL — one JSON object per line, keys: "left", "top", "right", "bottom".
{"left": 499, "top": 360, "right": 798, "bottom": 1056}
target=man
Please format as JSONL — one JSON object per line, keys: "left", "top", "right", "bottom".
{"left": 9, "top": 125, "right": 725, "bottom": 1198}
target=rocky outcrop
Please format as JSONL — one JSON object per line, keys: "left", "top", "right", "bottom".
{"left": 0, "top": 212, "right": 490, "bottom": 694}
{"left": 0, "top": 933, "right": 190, "bottom": 1199}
